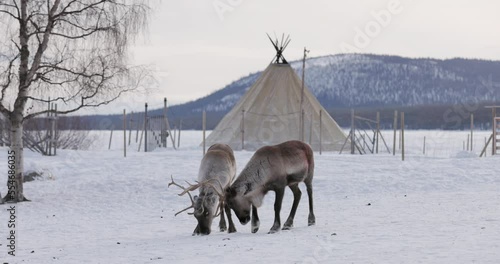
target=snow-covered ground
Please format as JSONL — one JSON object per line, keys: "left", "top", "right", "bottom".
{"left": 1, "top": 130, "right": 499, "bottom": 263}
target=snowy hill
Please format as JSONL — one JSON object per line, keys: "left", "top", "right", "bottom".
{"left": 184, "top": 54, "right": 500, "bottom": 113}
{"left": 72, "top": 54, "right": 500, "bottom": 130}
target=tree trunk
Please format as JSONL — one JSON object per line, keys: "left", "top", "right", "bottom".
{"left": 3, "top": 120, "right": 29, "bottom": 203}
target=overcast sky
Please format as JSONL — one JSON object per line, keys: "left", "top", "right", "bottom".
{"left": 101, "top": 0, "right": 500, "bottom": 113}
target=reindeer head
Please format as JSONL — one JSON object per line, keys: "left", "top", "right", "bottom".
{"left": 225, "top": 187, "right": 251, "bottom": 225}
{"left": 169, "top": 176, "right": 224, "bottom": 235}
{"left": 192, "top": 193, "right": 219, "bottom": 235}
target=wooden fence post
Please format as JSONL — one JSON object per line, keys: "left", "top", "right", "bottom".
{"left": 108, "top": 130, "right": 113, "bottom": 150}
{"left": 145, "top": 103, "right": 148, "bottom": 153}
{"left": 423, "top": 136, "right": 426, "bottom": 155}
{"left": 376, "top": 112, "right": 380, "bottom": 154}
{"left": 123, "top": 109, "right": 127, "bottom": 157}
{"left": 203, "top": 110, "right": 206, "bottom": 155}
{"left": 393, "top": 110, "right": 397, "bottom": 156}
{"left": 401, "top": 112, "right": 405, "bottom": 161}
{"left": 470, "top": 114, "right": 474, "bottom": 151}
{"left": 350, "top": 109, "right": 355, "bottom": 154}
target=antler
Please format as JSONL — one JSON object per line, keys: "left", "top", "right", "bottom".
{"left": 168, "top": 175, "right": 199, "bottom": 216}
{"left": 168, "top": 175, "right": 227, "bottom": 217}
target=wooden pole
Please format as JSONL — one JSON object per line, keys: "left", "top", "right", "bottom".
{"left": 137, "top": 120, "right": 145, "bottom": 152}
{"left": 319, "top": 110, "right": 323, "bottom": 155}
{"left": 351, "top": 109, "right": 355, "bottom": 154}
{"left": 241, "top": 110, "right": 245, "bottom": 150}
{"left": 108, "top": 130, "right": 113, "bottom": 150}
{"left": 423, "top": 136, "right": 426, "bottom": 155}
{"left": 163, "top": 98, "right": 167, "bottom": 148}
{"left": 485, "top": 137, "right": 487, "bottom": 157}
{"left": 45, "top": 97, "right": 50, "bottom": 154}
{"left": 177, "top": 120, "right": 182, "bottom": 148}
{"left": 162, "top": 98, "right": 176, "bottom": 149}
{"left": 480, "top": 135, "right": 493, "bottom": 157}
{"left": 470, "top": 114, "right": 474, "bottom": 151}
{"left": 128, "top": 112, "right": 133, "bottom": 146}
{"left": 54, "top": 104, "right": 58, "bottom": 156}
{"left": 401, "top": 112, "right": 405, "bottom": 161}
{"left": 493, "top": 108, "right": 497, "bottom": 156}
{"left": 123, "top": 109, "right": 127, "bottom": 157}
{"left": 203, "top": 110, "right": 206, "bottom": 155}
{"left": 308, "top": 115, "right": 313, "bottom": 145}
{"left": 393, "top": 110, "right": 397, "bottom": 156}
{"left": 302, "top": 110, "right": 305, "bottom": 142}
{"left": 48, "top": 103, "right": 54, "bottom": 156}
{"left": 376, "top": 112, "right": 380, "bottom": 154}
{"left": 300, "top": 47, "right": 308, "bottom": 142}
{"left": 144, "top": 103, "right": 148, "bottom": 153}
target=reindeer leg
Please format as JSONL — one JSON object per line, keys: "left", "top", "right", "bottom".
{"left": 283, "top": 183, "right": 301, "bottom": 230}
{"left": 252, "top": 204, "right": 260, "bottom": 233}
{"left": 251, "top": 205, "right": 260, "bottom": 233}
{"left": 269, "top": 188, "right": 284, "bottom": 234}
{"left": 306, "top": 181, "right": 315, "bottom": 226}
{"left": 225, "top": 203, "right": 237, "bottom": 233}
{"left": 219, "top": 202, "right": 227, "bottom": 232}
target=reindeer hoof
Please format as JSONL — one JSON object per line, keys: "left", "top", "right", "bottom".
{"left": 228, "top": 227, "right": 237, "bottom": 233}
{"left": 308, "top": 215, "right": 316, "bottom": 226}
{"left": 220, "top": 226, "right": 227, "bottom": 232}
{"left": 251, "top": 226, "right": 259, "bottom": 233}
{"left": 268, "top": 229, "right": 279, "bottom": 234}
{"left": 283, "top": 219, "right": 293, "bottom": 230}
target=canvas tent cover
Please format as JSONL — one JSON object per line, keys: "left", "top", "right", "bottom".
{"left": 205, "top": 63, "right": 348, "bottom": 151}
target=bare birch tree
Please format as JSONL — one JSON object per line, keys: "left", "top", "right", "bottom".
{"left": 0, "top": 0, "right": 153, "bottom": 203}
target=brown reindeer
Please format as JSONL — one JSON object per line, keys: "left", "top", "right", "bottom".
{"left": 226, "top": 140, "right": 315, "bottom": 234}
{"left": 169, "top": 144, "right": 237, "bottom": 235}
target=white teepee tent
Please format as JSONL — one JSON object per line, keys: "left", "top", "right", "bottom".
{"left": 205, "top": 62, "right": 348, "bottom": 151}
{"left": 205, "top": 36, "right": 348, "bottom": 151}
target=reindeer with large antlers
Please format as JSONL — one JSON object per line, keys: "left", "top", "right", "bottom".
{"left": 225, "top": 140, "right": 315, "bottom": 234}
{"left": 169, "top": 144, "right": 237, "bottom": 235}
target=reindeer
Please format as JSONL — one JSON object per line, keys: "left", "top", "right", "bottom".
{"left": 225, "top": 140, "right": 315, "bottom": 234}
{"left": 169, "top": 144, "right": 237, "bottom": 235}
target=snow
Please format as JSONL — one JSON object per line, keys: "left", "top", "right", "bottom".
{"left": 1, "top": 130, "right": 499, "bottom": 263}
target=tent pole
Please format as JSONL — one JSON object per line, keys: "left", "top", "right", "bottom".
{"left": 308, "top": 114, "right": 313, "bottom": 145}
{"left": 300, "top": 47, "right": 308, "bottom": 142}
